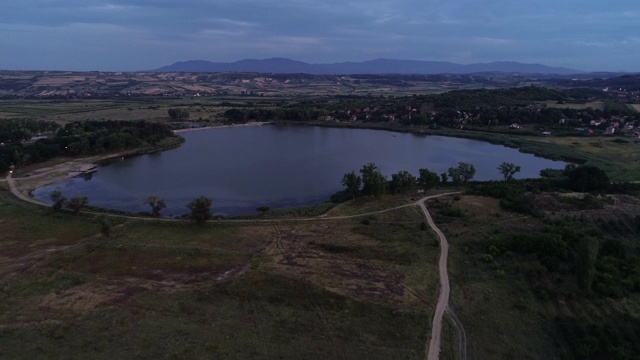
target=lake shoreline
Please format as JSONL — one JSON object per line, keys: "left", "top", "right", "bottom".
{"left": 173, "top": 121, "right": 270, "bottom": 134}
{"left": 29, "top": 125, "right": 567, "bottom": 216}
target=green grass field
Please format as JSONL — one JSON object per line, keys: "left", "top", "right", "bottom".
{"left": 0, "top": 191, "right": 439, "bottom": 359}
{"left": 432, "top": 193, "right": 640, "bottom": 359}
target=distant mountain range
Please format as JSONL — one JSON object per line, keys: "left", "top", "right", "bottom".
{"left": 152, "top": 58, "right": 583, "bottom": 75}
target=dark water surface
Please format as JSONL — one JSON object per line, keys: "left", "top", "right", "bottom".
{"left": 32, "top": 125, "right": 566, "bottom": 216}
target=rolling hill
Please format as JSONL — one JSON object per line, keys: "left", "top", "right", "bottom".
{"left": 152, "top": 58, "right": 583, "bottom": 75}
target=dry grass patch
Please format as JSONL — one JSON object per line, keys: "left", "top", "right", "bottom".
{"left": 261, "top": 207, "right": 440, "bottom": 308}
{"left": 50, "top": 246, "right": 249, "bottom": 283}
{"left": 111, "top": 221, "right": 272, "bottom": 253}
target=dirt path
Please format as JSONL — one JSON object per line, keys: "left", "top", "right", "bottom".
{"left": 6, "top": 173, "right": 50, "bottom": 207}
{"left": 418, "top": 196, "right": 453, "bottom": 360}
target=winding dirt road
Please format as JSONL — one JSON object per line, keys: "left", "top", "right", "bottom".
{"left": 5, "top": 172, "right": 49, "bottom": 207}
{"left": 419, "top": 198, "right": 451, "bottom": 360}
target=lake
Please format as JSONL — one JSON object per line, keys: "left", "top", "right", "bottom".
{"left": 32, "top": 125, "right": 566, "bottom": 216}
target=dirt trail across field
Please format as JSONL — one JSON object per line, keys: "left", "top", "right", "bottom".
{"left": 419, "top": 195, "right": 466, "bottom": 360}
{"left": 5, "top": 170, "right": 464, "bottom": 357}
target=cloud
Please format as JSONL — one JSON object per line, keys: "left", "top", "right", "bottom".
{"left": 205, "top": 18, "right": 257, "bottom": 28}
{"left": 573, "top": 37, "right": 640, "bottom": 48}
{"left": 0, "top": 0, "right": 639, "bottom": 71}
{"left": 472, "top": 37, "right": 516, "bottom": 46}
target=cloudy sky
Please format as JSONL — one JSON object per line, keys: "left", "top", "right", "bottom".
{"left": 1, "top": 0, "right": 638, "bottom": 72}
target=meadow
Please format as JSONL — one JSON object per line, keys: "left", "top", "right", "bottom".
{"left": 0, "top": 191, "right": 440, "bottom": 359}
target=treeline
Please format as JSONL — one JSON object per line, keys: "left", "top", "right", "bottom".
{"left": 50, "top": 191, "right": 214, "bottom": 226}
{"left": 333, "top": 162, "right": 476, "bottom": 202}
{"left": 469, "top": 164, "right": 621, "bottom": 216}
{"left": 223, "top": 107, "right": 320, "bottom": 123}
{"left": 0, "top": 119, "right": 60, "bottom": 143}
{"left": 220, "top": 86, "right": 639, "bottom": 130}
{"left": 0, "top": 120, "right": 177, "bottom": 173}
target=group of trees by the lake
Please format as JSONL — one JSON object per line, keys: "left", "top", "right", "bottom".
{"left": 0, "top": 119, "right": 60, "bottom": 143}
{"left": 0, "top": 120, "right": 177, "bottom": 173}
{"left": 338, "top": 161, "right": 528, "bottom": 201}
{"left": 50, "top": 190, "right": 214, "bottom": 225}
{"left": 337, "top": 161, "right": 480, "bottom": 201}
{"left": 49, "top": 190, "right": 88, "bottom": 215}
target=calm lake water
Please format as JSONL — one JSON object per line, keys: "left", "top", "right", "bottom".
{"left": 32, "top": 125, "right": 566, "bottom": 216}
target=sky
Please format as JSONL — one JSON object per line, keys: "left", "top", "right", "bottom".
{"left": 1, "top": 0, "right": 639, "bottom": 72}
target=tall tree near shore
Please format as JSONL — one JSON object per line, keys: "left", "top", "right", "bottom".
{"left": 67, "top": 196, "right": 88, "bottom": 215}
{"left": 448, "top": 162, "right": 476, "bottom": 185}
{"left": 497, "top": 162, "right": 521, "bottom": 181}
{"left": 458, "top": 162, "right": 476, "bottom": 183}
{"left": 144, "top": 195, "right": 166, "bottom": 217}
{"left": 187, "top": 196, "right": 212, "bottom": 225}
{"left": 418, "top": 168, "right": 439, "bottom": 191}
{"left": 341, "top": 171, "right": 361, "bottom": 200}
{"left": 389, "top": 170, "right": 417, "bottom": 194}
{"left": 359, "top": 163, "right": 386, "bottom": 196}
{"left": 50, "top": 190, "right": 67, "bottom": 211}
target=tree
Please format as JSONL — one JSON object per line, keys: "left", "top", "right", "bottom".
{"left": 144, "top": 195, "right": 166, "bottom": 217}
{"left": 187, "top": 196, "right": 212, "bottom": 225}
{"left": 341, "top": 171, "right": 361, "bottom": 200}
{"left": 440, "top": 172, "right": 448, "bottom": 185}
{"left": 67, "top": 196, "right": 88, "bottom": 214}
{"left": 418, "top": 168, "right": 439, "bottom": 191}
{"left": 359, "top": 163, "right": 386, "bottom": 196}
{"left": 565, "top": 165, "right": 609, "bottom": 192}
{"left": 167, "top": 108, "right": 190, "bottom": 120}
{"left": 457, "top": 162, "right": 476, "bottom": 183}
{"left": 50, "top": 190, "right": 66, "bottom": 211}
{"left": 497, "top": 162, "right": 521, "bottom": 181}
{"left": 447, "top": 167, "right": 462, "bottom": 185}
{"left": 448, "top": 162, "right": 476, "bottom": 185}
{"left": 223, "top": 109, "right": 247, "bottom": 123}
{"left": 389, "top": 170, "right": 417, "bottom": 194}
